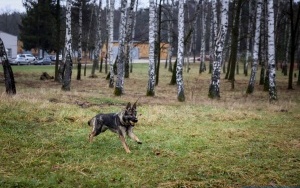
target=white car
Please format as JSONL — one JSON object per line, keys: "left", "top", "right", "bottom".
{"left": 23, "top": 54, "right": 36, "bottom": 63}
{"left": 11, "top": 55, "right": 30, "bottom": 65}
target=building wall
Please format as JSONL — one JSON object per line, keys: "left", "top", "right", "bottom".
{"left": 0, "top": 31, "right": 17, "bottom": 58}
{"left": 101, "top": 42, "right": 169, "bottom": 59}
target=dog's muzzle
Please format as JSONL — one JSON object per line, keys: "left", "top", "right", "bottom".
{"left": 131, "top": 117, "right": 138, "bottom": 123}
{"left": 124, "top": 115, "right": 138, "bottom": 123}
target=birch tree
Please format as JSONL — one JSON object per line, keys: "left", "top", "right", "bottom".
{"left": 147, "top": 0, "right": 156, "bottom": 96}
{"left": 199, "top": 0, "right": 206, "bottom": 74}
{"left": 91, "top": 0, "right": 103, "bottom": 78}
{"left": 130, "top": 0, "right": 138, "bottom": 73}
{"left": 62, "top": 0, "right": 72, "bottom": 91}
{"left": 246, "top": 0, "right": 262, "bottom": 94}
{"left": 267, "top": 0, "right": 277, "bottom": 101}
{"left": 77, "top": 0, "right": 83, "bottom": 80}
{"left": 209, "top": 0, "right": 217, "bottom": 74}
{"left": 208, "top": 0, "right": 229, "bottom": 99}
{"left": 124, "top": 0, "right": 136, "bottom": 78}
{"left": 84, "top": 0, "right": 97, "bottom": 77}
{"left": 114, "top": 0, "right": 127, "bottom": 95}
{"left": 108, "top": 0, "right": 115, "bottom": 88}
{"left": 176, "top": 0, "right": 185, "bottom": 102}
{"left": 0, "top": 38, "right": 16, "bottom": 95}
{"left": 244, "top": 0, "right": 253, "bottom": 76}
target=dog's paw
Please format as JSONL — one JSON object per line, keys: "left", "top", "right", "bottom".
{"left": 137, "top": 141, "right": 142, "bottom": 144}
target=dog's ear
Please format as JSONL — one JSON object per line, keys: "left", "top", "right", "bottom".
{"left": 126, "top": 102, "right": 131, "bottom": 110}
{"left": 132, "top": 102, "right": 137, "bottom": 109}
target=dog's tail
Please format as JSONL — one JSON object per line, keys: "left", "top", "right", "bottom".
{"left": 88, "top": 117, "right": 96, "bottom": 126}
{"left": 88, "top": 120, "right": 91, "bottom": 126}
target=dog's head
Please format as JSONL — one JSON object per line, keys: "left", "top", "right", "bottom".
{"left": 123, "top": 102, "right": 138, "bottom": 124}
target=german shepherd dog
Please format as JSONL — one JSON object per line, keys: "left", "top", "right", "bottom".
{"left": 88, "top": 102, "right": 142, "bottom": 153}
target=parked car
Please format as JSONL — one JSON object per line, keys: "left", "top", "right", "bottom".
{"left": 10, "top": 55, "right": 30, "bottom": 65}
{"left": 49, "top": 55, "right": 56, "bottom": 61}
{"left": 34, "top": 56, "right": 52, "bottom": 65}
{"left": 24, "top": 54, "right": 36, "bottom": 63}
{"left": 53, "top": 54, "right": 62, "bottom": 61}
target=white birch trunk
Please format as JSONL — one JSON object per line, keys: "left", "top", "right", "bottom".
{"left": 114, "top": 0, "right": 127, "bottom": 95}
{"left": 167, "top": 0, "right": 174, "bottom": 72}
{"left": 108, "top": 0, "right": 115, "bottom": 88}
{"left": 208, "top": 0, "right": 229, "bottom": 98}
{"left": 147, "top": 0, "right": 156, "bottom": 96}
{"left": 267, "top": 0, "right": 277, "bottom": 101}
{"left": 125, "top": 0, "right": 135, "bottom": 78}
{"left": 209, "top": 0, "right": 216, "bottom": 73}
{"left": 244, "top": 0, "right": 252, "bottom": 76}
{"left": 130, "top": 0, "right": 138, "bottom": 73}
{"left": 91, "top": 0, "right": 103, "bottom": 77}
{"left": 62, "top": 0, "right": 72, "bottom": 91}
{"left": 176, "top": 0, "right": 185, "bottom": 101}
{"left": 246, "top": 0, "right": 262, "bottom": 94}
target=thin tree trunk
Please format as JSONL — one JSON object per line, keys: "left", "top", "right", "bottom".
{"left": 282, "top": 21, "right": 290, "bottom": 76}
{"left": 130, "top": 0, "right": 138, "bottom": 73}
{"left": 288, "top": 1, "right": 300, "bottom": 89}
{"left": 0, "top": 38, "right": 16, "bottom": 95}
{"left": 62, "top": 0, "right": 72, "bottom": 91}
{"left": 114, "top": 0, "right": 127, "bottom": 95}
{"left": 155, "top": 0, "right": 162, "bottom": 85}
{"left": 91, "top": 0, "right": 102, "bottom": 78}
{"left": 267, "top": 0, "right": 277, "bottom": 101}
{"left": 176, "top": 0, "right": 185, "bottom": 102}
{"left": 228, "top": 0, "right": 242, "bottom": 90}
{"left": 147, "top": 0, "right": 156, "bottom": 96}
{"left": 209, "top": 0, "right": 216, "bottom": 74}
{"left": 167, "top": 0, "right": 174, "bottom": 72}
{"left": 108, "top": 0, "right": 115, "bottom": 88}
{"left": 199, "top": 0, "right": 206, "bottom": 74}
{"left": 124, "top": 0, "right": 136, "bottom": 78}
{"left": 208, "top": 0, "right": 229, "bottom": 99}
{"left": 246, "top": 0, "right": 262, "bottom": 94}
{"left": 77, "top": 0, "right": 82, "bottom": 80}
{"left": 54, "top": 0, "right": 61, "bottom": 82}
{"left": 244, "top": 0, "right": 252, "bottom": 77}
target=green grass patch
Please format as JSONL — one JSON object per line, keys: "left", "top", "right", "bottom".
{"left": 0, "top": 63, "right": 299, "bottom": 187}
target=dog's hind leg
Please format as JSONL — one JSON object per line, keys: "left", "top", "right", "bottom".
{"left": 89, "top": 131, "right": 96, "bottom": 142}
{"left": 119, "top": 135, "right": 131, "bottom": 153}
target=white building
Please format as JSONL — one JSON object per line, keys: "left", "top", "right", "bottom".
{"left": 0, "top": 31, "right": 18, "bottom": 58}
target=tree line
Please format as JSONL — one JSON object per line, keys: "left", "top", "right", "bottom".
{"left": 0, "top": 0, "right": 299, "bottom": 102}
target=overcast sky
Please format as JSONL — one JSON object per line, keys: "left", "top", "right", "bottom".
{"left": 0, "top": 0, "right": 149, "bottom": 13}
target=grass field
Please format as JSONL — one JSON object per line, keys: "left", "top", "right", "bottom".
{"left": 0, "top": 62, "right": 299, "bottom": 187}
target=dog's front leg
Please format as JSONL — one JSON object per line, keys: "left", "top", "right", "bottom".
{"left": 128, "top": 127, "right": 142, "bottom": 144}
{"left": 119, "top": 135, "right": 131, "bottom": 153}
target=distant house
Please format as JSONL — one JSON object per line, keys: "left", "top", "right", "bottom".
{"left": 0, "top": 31, "right": 18, "bottom": 58}
{"left": 101, "top": 41, "right": 169, "bottom": 60}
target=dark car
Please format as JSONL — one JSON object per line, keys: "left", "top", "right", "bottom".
{"left": 34, "top": 56, "right": 52, "bottom": 65}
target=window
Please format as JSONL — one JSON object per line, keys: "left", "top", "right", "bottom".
{"left": 6, "top": 48, "right": 12, "bottom": 58}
